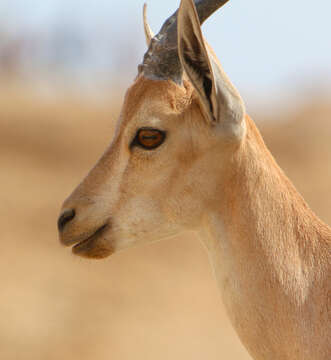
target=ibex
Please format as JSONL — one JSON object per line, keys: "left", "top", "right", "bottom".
{"left": 58, "top": 0, "right": 331, "bottom": 359}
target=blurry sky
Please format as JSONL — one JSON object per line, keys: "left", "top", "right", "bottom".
{"left": 0, "top": 0, "right": 330, "bottom": 104}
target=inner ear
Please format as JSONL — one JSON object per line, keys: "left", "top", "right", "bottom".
{"left": 178, "top": 0, "right": 218, "bottom": 122}
{"left": 182, "top": 40, "right": 213, "bottom": 101}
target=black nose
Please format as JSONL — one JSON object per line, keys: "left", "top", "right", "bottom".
{"left": 58, "top": 209, "right": 76, "bottom": 232}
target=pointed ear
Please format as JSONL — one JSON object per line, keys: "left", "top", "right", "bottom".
{"left": 177, "top": 0, "right": 245, "bottom": 137}
{"left": 143, "top": 3, "right": 154, "bottom": 47}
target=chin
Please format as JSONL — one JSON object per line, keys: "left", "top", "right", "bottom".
{"left": 71, "top": 233, "right": 114, "bottom": 260}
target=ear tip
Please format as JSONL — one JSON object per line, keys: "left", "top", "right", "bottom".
{"left": 178, "top": 0, "right": 199, "bottom": 23}
{"left": 179, "top": 0, "right": 195, "bottom": 9}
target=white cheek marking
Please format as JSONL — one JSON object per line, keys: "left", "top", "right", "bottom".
{"left": 147, "top": 117, "right": 162, "bottom": 127}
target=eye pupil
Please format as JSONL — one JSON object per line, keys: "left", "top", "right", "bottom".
{"left": 142, "top": 135, "right": 157, "bottom": 140}
{"left": 134, "top": 128, "right": 165, "bottom": 150}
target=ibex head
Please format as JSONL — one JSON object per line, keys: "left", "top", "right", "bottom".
{"left": 58, "top": 0, "right": 245, "bottom": 259}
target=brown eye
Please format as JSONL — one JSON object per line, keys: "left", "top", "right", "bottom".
{"left": 132, "top": 128, "right": 166, "bottom": 150}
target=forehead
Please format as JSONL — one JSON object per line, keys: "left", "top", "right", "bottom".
{"left": 119, "top": 76, "right": 192, "bottom": 129}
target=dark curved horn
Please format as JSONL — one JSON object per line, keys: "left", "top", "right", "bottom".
{"left": 139, "top": 0, "right": 230, "bottom": 84}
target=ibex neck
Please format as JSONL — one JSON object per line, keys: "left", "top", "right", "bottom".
{"left": 200, "top": 115, "right": 330, "bottom": 359}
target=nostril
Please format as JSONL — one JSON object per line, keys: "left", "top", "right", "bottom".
{"left": 58, "top": 209, "right": 76, "bottom": 232}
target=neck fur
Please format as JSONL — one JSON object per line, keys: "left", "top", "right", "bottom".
{"left": 199, "top": 115, "right": 330, "bottom": 359}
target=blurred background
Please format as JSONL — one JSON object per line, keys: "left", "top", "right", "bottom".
{"left": 1, "top": 1, "right": 330, "bottom": 359}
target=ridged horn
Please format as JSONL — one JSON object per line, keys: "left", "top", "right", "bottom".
{"left": 139, "top": 0, "right": 230, "bottom": 84}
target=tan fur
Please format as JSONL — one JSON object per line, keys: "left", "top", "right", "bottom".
{"left": 201, "top": 116, "right": 330, "bottom": 359}
{"left": 59, "top": 77, "right": 330, "bottom": 358}
{"left": 58, "top": 2, "right": 331, "bottom": 359}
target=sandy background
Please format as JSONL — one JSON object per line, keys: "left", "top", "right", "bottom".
{"left": 1, "top": 83, "right": 330, "bottom": 359}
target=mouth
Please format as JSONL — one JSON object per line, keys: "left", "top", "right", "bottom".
{"left": 71, "top": 224, "right": 113, "bottom": 259}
